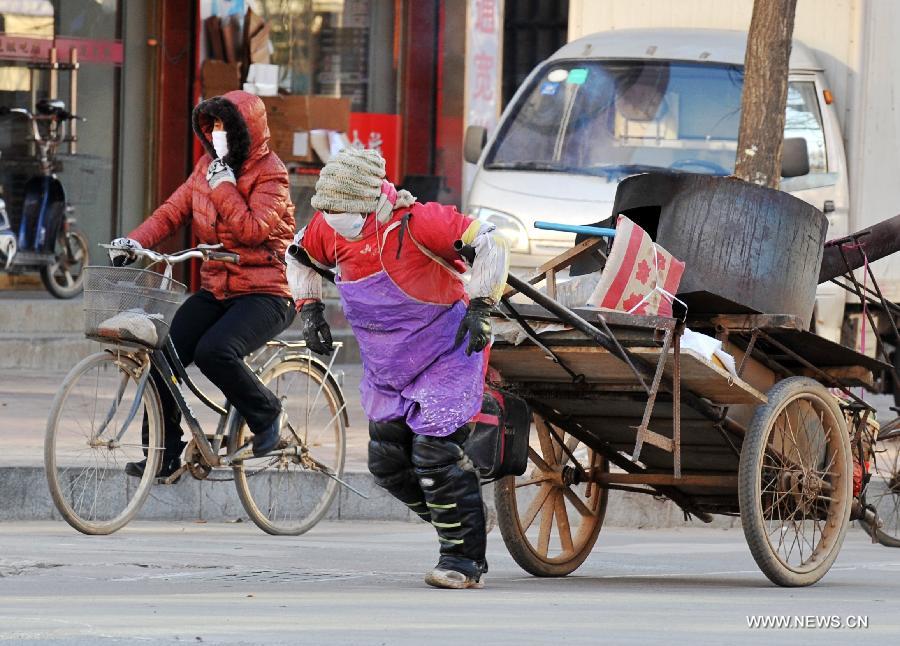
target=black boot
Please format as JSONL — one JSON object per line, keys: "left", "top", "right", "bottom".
{"left": 412, "top": 430, "right": 487, "bottom": 589}
{"left": 124, "top": 455, "right": 183, "bottom": 480}
{"left": 252, "top": 413, "right": 284, "bottom": 457}
{"left": 368, "top": 420, "right": 432, "bottom": 523}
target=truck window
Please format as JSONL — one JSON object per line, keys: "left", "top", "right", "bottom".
{"left": 785, "top": 81, "right": 827, "bottom": 173}
{"left": 485, "top": 60, "right": 823, "bottom": 179}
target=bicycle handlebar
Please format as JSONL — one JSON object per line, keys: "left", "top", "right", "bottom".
{"left": 0, "top": 106, "right": 83, "bottom": 122}
{"left": 99, "top": 243, "right": 240, "bottom": 265}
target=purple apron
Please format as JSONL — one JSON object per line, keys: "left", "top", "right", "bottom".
{"left": 337, "top": 268, "right": 484, "bottom": 437}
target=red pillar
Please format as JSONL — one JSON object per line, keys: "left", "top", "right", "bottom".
{"left": 152, "top": 0, "right": 195, "bottom": 260}
{"left": 400, "top": 0, "right": 438, "bottom": 178}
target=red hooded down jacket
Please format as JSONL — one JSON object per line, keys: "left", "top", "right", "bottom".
{"left": 130, "top": 91, "right": 295, "bottom": 300}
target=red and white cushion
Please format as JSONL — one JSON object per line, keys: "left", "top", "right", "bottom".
{"left": 587, "top": 214, "right": 685, "bottom": 318}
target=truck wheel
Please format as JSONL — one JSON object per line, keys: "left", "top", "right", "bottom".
{"left": 739, "top": 377, "right": 852, "bottom": 587}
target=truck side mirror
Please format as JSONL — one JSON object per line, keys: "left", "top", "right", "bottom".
{"left": 464, "top": 125, "right": 487, "bottom": 164}
{"left": 781, "top": 137, "right": 810, "bottom": 178}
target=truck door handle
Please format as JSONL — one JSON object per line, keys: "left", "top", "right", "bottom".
{"left": 823, "top": 200, "right": 835, "bottom": 213}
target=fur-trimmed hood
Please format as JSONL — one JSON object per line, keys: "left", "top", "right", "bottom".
{"left": 192, "top": 90, "right": 270, "bottom": 177}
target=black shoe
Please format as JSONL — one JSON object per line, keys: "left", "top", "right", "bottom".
{"left": 124, "top": 456, "right": 182, "bottom": 480}
{"left": 252, "top": 418, "right": 282, "bottom": 457}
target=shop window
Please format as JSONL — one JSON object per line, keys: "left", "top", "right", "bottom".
{"left": 0, "top": 0, "right": 122, "bottom": 253}
{"left": 502, "top": 0, "right": 568, "bottom": 108}
{"left": 256, "top": 0, "right": 397, "bottom": 113}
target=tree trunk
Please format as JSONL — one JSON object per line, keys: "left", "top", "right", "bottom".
{"left": 734, "top": 0, "right": 798, "bottom": 189}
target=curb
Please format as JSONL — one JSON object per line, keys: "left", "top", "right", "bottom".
{"left": 2, "top": 466, "right": 738, "bottom": 529}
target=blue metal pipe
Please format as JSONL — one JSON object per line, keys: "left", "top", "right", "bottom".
{"left": 534, "top": 221, "right": 616, "bottom": 238}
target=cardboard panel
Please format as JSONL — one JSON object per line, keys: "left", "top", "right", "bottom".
{"left": 261, "top": 96, "right": 352, "bottom": 163}
{"left": 201, "top": 60, "right": 240, "bottom": 100}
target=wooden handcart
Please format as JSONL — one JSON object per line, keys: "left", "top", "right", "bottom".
{"left": 486, "top": 237, "right": 895, "bottom": 587}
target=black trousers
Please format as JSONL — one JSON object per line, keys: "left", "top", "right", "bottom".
{"left": 151, "top": 289, "right": 295, "bottom": 458}
{"left": 368, "top": 420, "right": 487, "bottom": 575}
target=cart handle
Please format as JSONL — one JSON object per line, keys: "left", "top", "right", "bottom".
{"left": 533, "top": 221, "right": 616, "bottom": 238}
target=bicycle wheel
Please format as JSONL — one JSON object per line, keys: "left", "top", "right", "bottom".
{"left": 44, "top": 351, "right": 163, "bottom": 534}
{"left": 739, "top": 377, "right": 852, "bottom": 587}
{"left": 859, "top": 430, "right": 900, "bottom": 547}
{"left": 231, "top": 357, "right": 346, "bottom": 535}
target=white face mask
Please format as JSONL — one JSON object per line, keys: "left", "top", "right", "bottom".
{"left": 323, "top": 212, "right": 366, "bottom": 239}
{"left": 211, "top": 130, "right": 229, "bottom": 158}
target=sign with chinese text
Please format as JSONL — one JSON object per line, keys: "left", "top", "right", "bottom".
{"left": 0, "top": 35, "right": 123, "bottom": 64}
{"left": 348, "top": 112, "right": 402, "bottom": 183}
{"left": 464, "top": 0, "right": 503, "bottom": 190}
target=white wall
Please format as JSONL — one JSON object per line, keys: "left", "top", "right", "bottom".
{"left": 845, "top": 0, "right": 900, "bottom": 292}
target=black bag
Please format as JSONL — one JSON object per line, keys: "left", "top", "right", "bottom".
{"left": 464, "top": 389, "right": 531, "bottom": 482}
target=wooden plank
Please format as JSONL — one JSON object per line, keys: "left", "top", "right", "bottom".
{"left": 636, "top": 427, "right": 674, "bottom": 452}
{"left": 636, "top": 347, "right": 768, "bottom": 405}
{"left": 800, "top": 365, "right": 874, "bottom": 388}
{"left": 593, "top": 473, "right": 739, "bottom": 488}
{"left": 705, "top": 313, "right": 805, "bottom": 331}
{"left": 497, "top": 302, "right": 674, "bottom": 333}
{"left": 491, "top": 344, "right": 767, "bottom": 405}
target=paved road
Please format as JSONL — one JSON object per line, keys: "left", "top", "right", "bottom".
{"left": 1, "top": 521, "right": 898, "bottom": 645}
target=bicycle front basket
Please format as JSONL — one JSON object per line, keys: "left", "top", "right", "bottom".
{"left": 83, "top": 265, "right": 186, "bottom": 349}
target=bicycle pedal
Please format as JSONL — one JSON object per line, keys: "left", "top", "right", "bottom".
{"left": 156, "top": 465, "right": 187, "bottom": 485}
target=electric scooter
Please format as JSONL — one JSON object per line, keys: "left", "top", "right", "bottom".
{"left": 0, "top": 98, "right": 89, "bottom": 298}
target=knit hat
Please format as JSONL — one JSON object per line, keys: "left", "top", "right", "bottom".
{"left": 311, "top": 148, "right": 386, "bottom": 214}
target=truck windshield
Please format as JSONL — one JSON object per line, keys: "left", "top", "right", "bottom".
{"left": 485, "top": 60, "right": 826, "bottom": 178}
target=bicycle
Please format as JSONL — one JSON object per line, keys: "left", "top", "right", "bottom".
{"left": 856, "top": 411, "right": 900, "bottom": 546}
{"left": 0, "top": 99, "right": 89, "bottom": 298}
{"left": 44, "top": 244, "right": 357, "bottom": 535}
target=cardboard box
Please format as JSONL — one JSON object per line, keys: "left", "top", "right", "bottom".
{"left": 201, "top": 59, "right": 240, "bottom": 99}
{"left": 261, "top": 95, "right": 351, "bottom": 163}
{"left": 307, "top": 96, "right": 351, "bottom": 132}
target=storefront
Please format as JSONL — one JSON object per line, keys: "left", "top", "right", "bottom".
{"left": 0, "top": 0, "right": 129, "bottom": 260}
{"left": 197, "top": 0, "right": 471, "bottom": 215}
{"left": 0, "top": 0, "right": 560, "bottom": 290}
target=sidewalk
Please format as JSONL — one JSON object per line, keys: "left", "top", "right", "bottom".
{"left": 0, "top": 361, "right": 721, "bottom": 528}
{"left": 0, "top": 363, "right": 370, "bottom": 471}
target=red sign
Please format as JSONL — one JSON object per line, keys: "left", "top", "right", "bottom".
{"left": 348, "top": 112, "right": 403, "bottom": 183}
{"left": 0, "top": 35, "right": 123, "bottom": 64}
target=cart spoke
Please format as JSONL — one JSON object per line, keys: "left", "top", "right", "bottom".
{"left": 527, "top": 447, "right": 554, "bottom": 474}
{"left": 521, "top": 483, "right": 553, "bottom": 532}
{"left": 515, "top": 474, "right": 553, "bottom": 488}
{"left": 562, "top": 486, "right": 592, "bottom": 517}
{"left": 537, "top": 490, "right": 556, "bottom": 557}
{"left": 555, "top": 492, "right": 574, "bottom": 554}
{"left": 535, "top": 417, "right": 557, "bottom": 466}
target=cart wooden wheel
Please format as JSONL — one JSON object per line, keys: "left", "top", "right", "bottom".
{"left": 495, "top": 412, "right": 608, "bottom": 576}
{"left": 739, "top": 377, "right": 853, "bottom": 587}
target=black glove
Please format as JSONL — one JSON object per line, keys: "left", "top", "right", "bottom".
{"left": 301, "top": 301, "right": 333, "bottom": 356}
{"left": 454, "top": 297, "right": 493, "bottom": 356}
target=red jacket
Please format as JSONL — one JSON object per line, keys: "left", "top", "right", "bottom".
{"left": 301, "top": 202, "right": 474, "bottom": 304}
{"left": 130, "top": 91, "right": 295, "bottom": 299}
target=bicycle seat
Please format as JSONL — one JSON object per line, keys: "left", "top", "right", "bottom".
{"left": 37, "top": 98, "right": 68, "bottom": 117}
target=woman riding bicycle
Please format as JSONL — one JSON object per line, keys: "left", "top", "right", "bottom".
{"left": 108, "top": 90, "right": 296, "bottom": 479}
